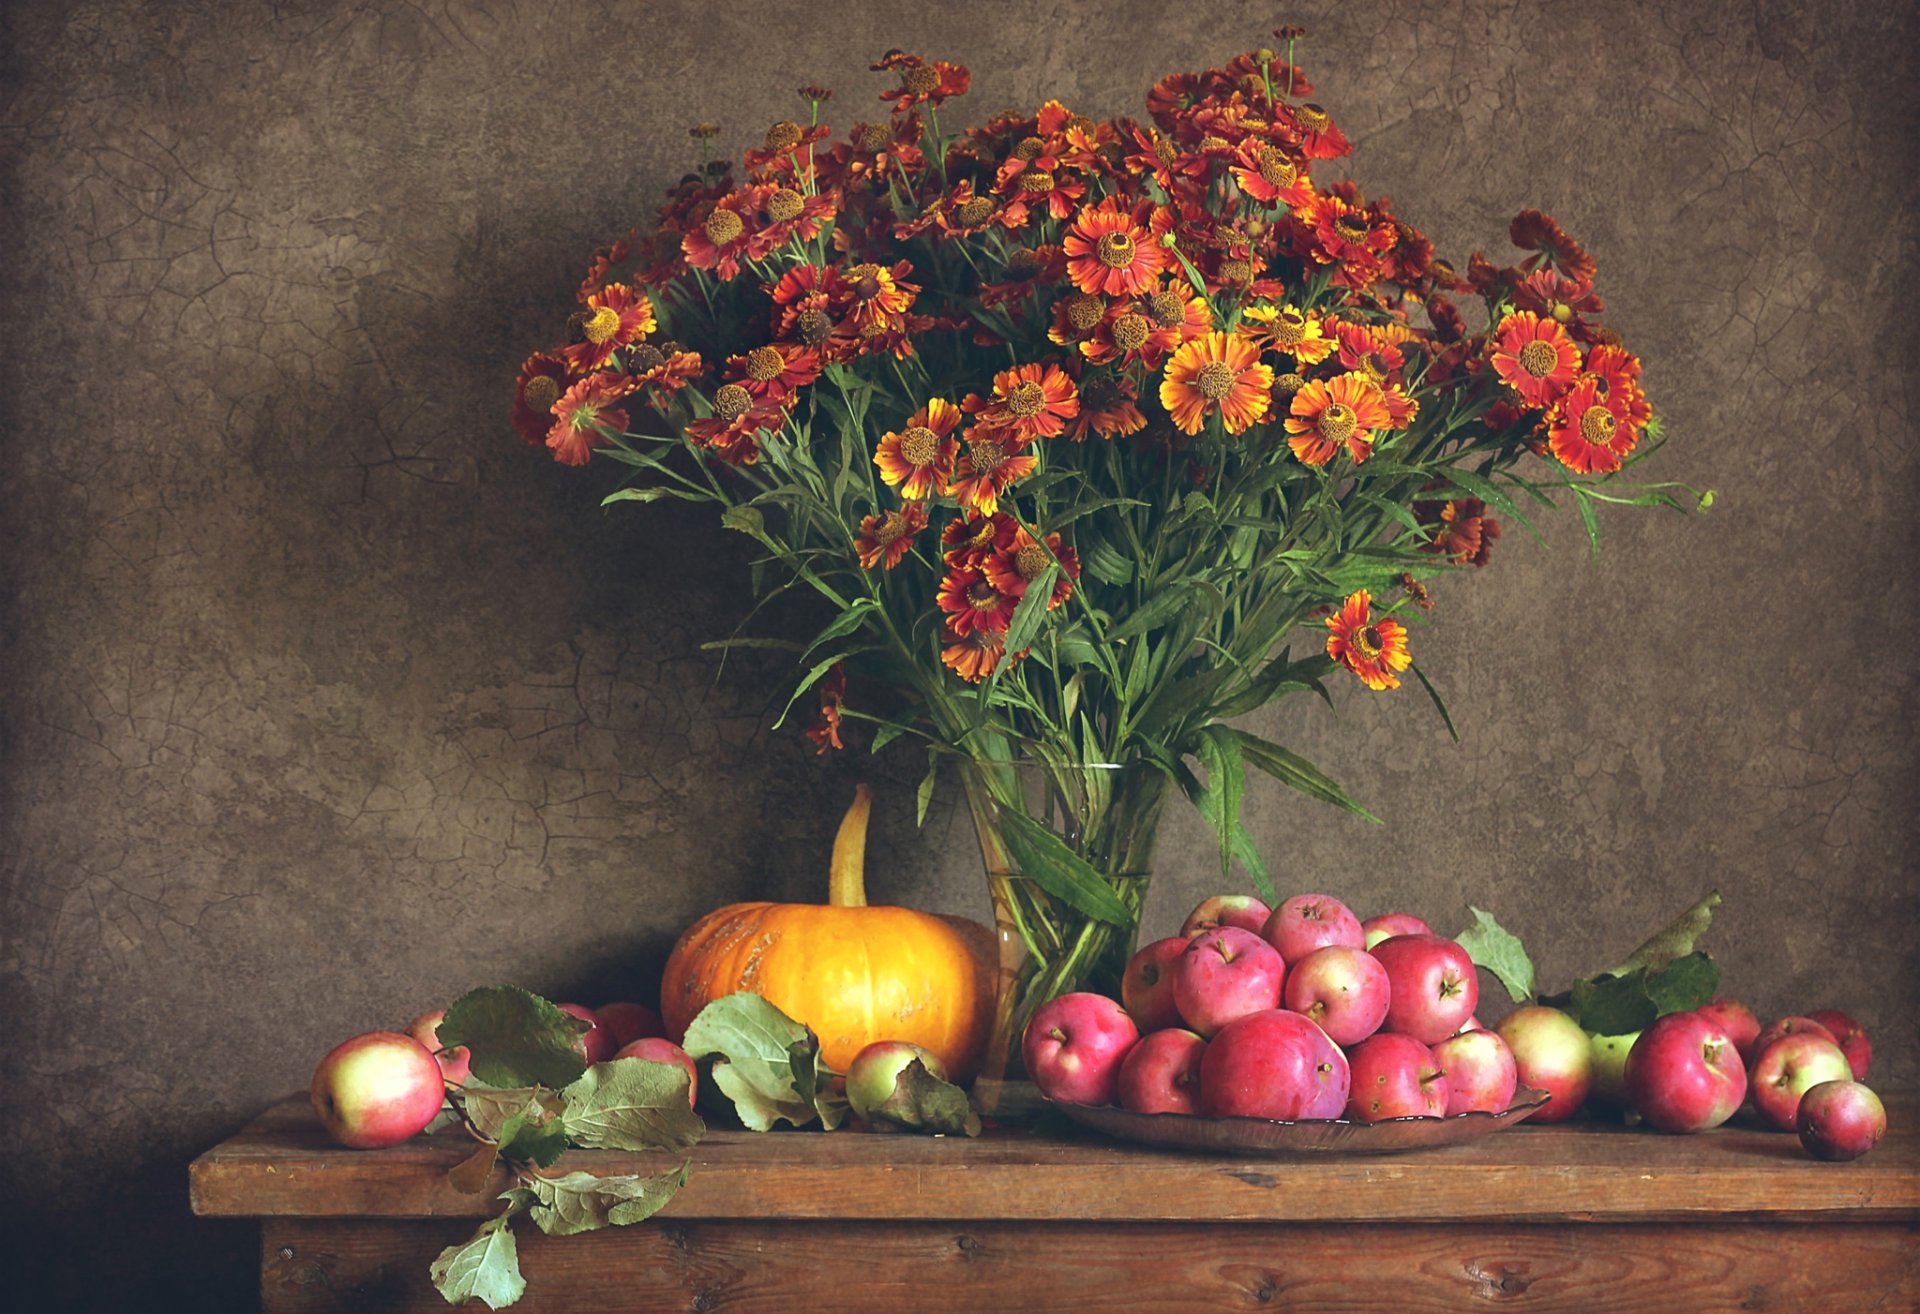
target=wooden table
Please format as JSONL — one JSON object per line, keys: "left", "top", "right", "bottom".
{"left": 193, "top": 1096, "right": 1919, "bottom": 1312}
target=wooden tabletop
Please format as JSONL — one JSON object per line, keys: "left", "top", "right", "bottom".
{"left": 193, "top": 1094, "right": 1920, "bottom": 1226}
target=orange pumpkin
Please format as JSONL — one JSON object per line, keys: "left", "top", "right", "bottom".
{"left": 660, "top": 785, "right": 995, "bottom": 1082}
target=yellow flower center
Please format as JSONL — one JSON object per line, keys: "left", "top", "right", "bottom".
{"left": 1258, "top": 150, "right": 1298, "bottom": 187}
{"left": 764, "top": 121, "right": 804, "bottom": 152}
{"left": 1518, "top": 338, "right": 1559, "bottom": 378}
{"left": 1351, "top": 623, "right": 1384, "bottom": 659}
{"left": 874, "top": 511, "right": 909, "bottom": 545}
{"left": 898, "top": 425, "right": 940, "bottom": 466}
{"left": 1147, "top": 290, "right": 1186, "bottom": 327}
{"left": 1095, "top": 230, "right": 1136, "bottom": 269}
{"left": 523, "top": 375, "right": 562, "bottom": 413}
{"left": 1154, "top": 134, "right": 1178, "bottom": 164}
{"left": 1014, "top": 543, "right": 1051, "bottom": 580}
{"left": 1219, "top": 258, "right": 1254, "bottom": 284}
{"left": 858, "top": 123, "right": 891, "bottom": 153}
{"left": 1199, "top": 134, "right": 1229, "bottom": 153}
{"left": 1271, "top": 309, "right": 1308, "bottom": 346}
{"left": 704, "top": 208, "right": 745, "bottom": 245}
{"left": 967, "top": 579, "right": 1002, "bottom": 609}
{"left": 1006, "top": 380, "right": 1047, "bottom": 417}
{"left": 582, "top": 306, "right": 622, "bottom": 345}
{"left": 1012, "top": 136, "right": 1046, "bottom": 161}
{"left": 967, "top": 438, "right": 1009, "bottom": 474}
{"left": 1298, "top": 104, "right": 1331, "bottom": 132}
{"left": 1318, "top": 402, "right": 1357, "bottom": 444}
{"left": 1361, "top": 351, "right": 1391, "bottom": 383}
{"left": 903, "top": 64, "right": 941, "bottom": 96}
{"left": 766, "top": 188, "right": 805, "bottom": 223}
{"left": 1334, "top": 213, "right": 1368, "bottom": 241}
{"left": 1274, "top": 372, "right": 1306, "bottom": 397}
{"left": 1019, "top": 169, "right": 1056, "bottom": 195}
{"left": 745, "top": 346, "right": 784, "bottom": 381}
{"left": 798, "top": 308, "right": 833, "bottom": 344}
{"left": 1195, "top": 361, "right": 1237, "bottom": 401}
{"left": 1111, "top": 313, "right": 1150, "bottom": 351}
{"left": 850, "top": 263, "right": 886, "bottom": 298}
{"left": 1579, "top": 405, "right": 1617, "bottom": 445}
{"left": 956, "top": 197, "right": 995, "bottom": 227}
{"left": 713, "top": 384, "right": 752, "bottom": 420}
{"left": 1066, "top": 294, "right": 1104, "bottom": 331}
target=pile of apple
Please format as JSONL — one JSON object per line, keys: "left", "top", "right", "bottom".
{"left": 309, "top": 1000, "right": 697, "bottom": 1149}
{"left": 1022, "top": 892, "right": 1888, "bottom": 1161}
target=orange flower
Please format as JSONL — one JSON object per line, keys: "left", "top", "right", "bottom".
{"left": 1420, "top": 498, "right": 1502, "bottom": 567}
{"left": 1062, "top": 198, "right": 1166, "bottom": 297}
{"left": 728, "top": 341, "right": 822, "bottom": 404}
{"left": 983, "top": 528, "right": 1078, "bottom": 611}
{"left": 854, "top": 501, "right": 929, "bottom": 570}
{"left": 561, "top": 284, "right": 657, "bottom": 373}
{"left": 875, "top": 398, "right": 962, "bottom": 499}
{"left": 1284, "top": 373, "right": 1392, "bottom": 466}
{"left": 804, "top": 663, "right": 847, "bottom": 755}
{"left": 1583, "top": 344, "right": 1653, "bottom": 430}
{"left": 680, "top": 193, "right": 763, "bottom": 282}
{"left": 686, "top": 384, "right": 784, "bottom": 466}
{"left": 966, "top": 361, "right": 1080, "bottom": 443}
{"left": 1491, "top": 311, "right": 1580, "bottom": 408}
{"left": 1159, "top": 332, "right": 1274, "bottom": 435}
{"left": 512, "top": 352, "right": 574, "bottom": 446}
{"left": 940, "top": 625, "right": 1005, "bottom": 683}
{"left": 941, "top": 511, "right": 1014, "bottom": 566}
{"left": 1325, "top": 590, "right": 1411, "bottom": 691}
{"left": 936, "top": 565, "right": 1018, "bottom": 637}
{"left": 546, "top": 372, "right": 634, "bottom": 466}
{"left": 1238, "top": 303, "right": 1335, "bottom": 365}
{"left": 1062, "top": 372, "right": 1146, "bottom": 441}
{"left": 944, "top": 430, "right": 1039, "bottom": 518}
{"left": 1548, "top": 376, "right": 1638, "bottom": 475}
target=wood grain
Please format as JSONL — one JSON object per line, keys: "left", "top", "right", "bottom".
{"left": 194, "top": 1094, "right": 1920, "bottom": 1224}
{"left": 258, "top": 1217, "right": 1920, "bottom": 1314}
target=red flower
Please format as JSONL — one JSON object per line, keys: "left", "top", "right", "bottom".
{"left": 512, "top": 352, "right": 574, "bottom": 446}
{"left": 873, "top": 52, "right": 970, "bottom": 111}
{"left": 1547, "top": 376, "right": 1639, "bottom": 475}
{"left": 944, "top": 431, "right": 1039, "bottom": 517}
{"left": 1325, "top": 590, "right": 1411, "bottom": 691}
{"left": 1420, "top": 498, "right": 1502, "bottom": 567}
{"left": 854, "top": 501, "right": 930, "bottom": 570}
{"left": 681, "top": 193, "right": 764, "bottom": 281}
{"left": 727, "top": 341, "right": 822, "bottom": 404}
{"left": 875, "top": 398, "right": 963, "bottom": 499}
{"left": 1490, "top": 311, "right": 1580, "bottom": 408}
{"left": 1062, "top": 198, "right": 1166, "bottom": 297}
{"left": 546, "top": 373, "right": 634, "bottom": 466}
{"left": 940, "top": 625, "right": 1006, "bottom": 683}
{"left": 804, "top": 663, "right": 847, "bottom": 755}
{"left": 1510, "top": 210, "right": 1596, "bottom": 283}
{"left": 966, "top": 362, "right": 1080, "bottom": 444}
{"left": 936, "top": 564, "right": 1018, "bottom": 637}
{"left": 686, "top": 384, "right": 784, "bottom": 466}
{"left": 982, "top": 527, "right": 1078, "bottom": 610}
{"left": 561, "top": 284, "right": 657, "bottom": 373}
{"left": 1063, "top": 372, "right": 1147, "bottom": 441}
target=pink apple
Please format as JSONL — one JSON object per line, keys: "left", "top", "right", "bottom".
{"left": 1752, "top": 1015, "right": 1838, "bottom": 1059}
{"left": 1750, "top": 1034, "right": 1853, "bottom": 1131}
{"left": 597, "top": 1001, "right": 665, "bottom": 1051}
{"left": 1262, "top": 893, "right": 1364, "bottom": 964}
{"left": 1696, "top": 997, "right": 1761, "bottom": 1064}
{"left": 1806, "top": 1010, "right": 1871, "bottom": 1081}
{"left": 558, "top": 1003, "right": 615, "bottom": 1064}
{"left": 1171, "top": 927, "right": 1287, "bottom": 1038}
{"left": 1370, "top": 934, "right": 1479, "bottom": 1044}
{"left": 1115, "top": 1028, "right": 1207, "bottom": 1115}
{"left": 1023, "top": 992, "right": 1141, "bottom": 1107}
{"left": 614, "top": 1038, "right": 699, "bottom": 1108}
{"left": 1494, "top": 1006, "right": 1592, "bottom": 1124}
{"left": 1179, "top": 894, "right": 1273, "bottom": 938}
{"left": 1432, "top": 1028, "right": 1518, "bottom": 1115}
{"left": 1361, "top": 911, "right": 1433, "bottom": 950}
{"left": 845, "top": 1040, "right": 945, "bottom": 1122}
{"left": 1797, "top": 1080, "right": 1887, "bottom": 1161}
{"left": 310, "top": 1030, "right": 447, "bottom": 1150}
{"left": 1453, "top": 1015, "right": 1486, "bottom": 1034}
{"left": 1345, "top": 1033, "right": 1449, "bottom": 1121}
{"left": 406, "top": 1009, "right": 471, "bottom": 1087}
{"left": 1623, "top": 1011, "right": 1747, "bottom": 1133}
{"left": 1121, "top": 937, "right": 1190, "bottom": 1033}
{"left": 1282, "top": 945, "right": 1390, "bottom": 1047}
{"left": 1199, "top": 1009, "right": 1349, "bottom": 1121}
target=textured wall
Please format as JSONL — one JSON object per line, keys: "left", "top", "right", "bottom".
{"left": 2, "top": 0, "right": 1914, "bottom": 1307}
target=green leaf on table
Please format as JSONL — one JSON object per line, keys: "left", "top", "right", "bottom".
{"left": 429, "top": 1212, "right": 525, "bottom": 1310}
{"left": 495, "top": 1107, "right": 570, "bottom": 1169}
{"left": 681, "top": 992, "right": 830, "bottom": 1131}
{"left": 447, "top": 1141, "right": 503, "bottom": 1196}
{"left": 866, "top": 1058, "right": 982, "bottom": 1137}
{"left": 457, "top": 1086, "right": 563, "bottom": 1142}
{"left": 439, "top": 986, "right": 591, "bottom": 1090}
{"left": 1602, "top": 889, "right": 1721, "bottom": 979}
{"left": 560, "top": 1059, "right": 705, "bottom": 1152}
{"left": 512, "top": 1163, "right": 692, "bottom": 1237}
{"left": 1569, "top": 969, "right": 1658, "bottom": 1036}
{"left": 1645, "top": 950, "right": 1720, "bottom": 1016}
{"left": 1454, "top": 907, "right": 1535, "bottom": 1003}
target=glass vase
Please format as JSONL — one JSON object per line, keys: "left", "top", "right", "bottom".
{"left": 962, "top": 756, "right": 1168, "bottom": 1118}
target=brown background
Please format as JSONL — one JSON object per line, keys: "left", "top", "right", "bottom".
{"left": 2, "top": 0, "right": 1915, "bottom": 1307}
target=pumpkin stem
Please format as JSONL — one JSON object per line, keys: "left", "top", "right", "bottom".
{"left": 828, "top": 783, "right": 873, "bottom": 908}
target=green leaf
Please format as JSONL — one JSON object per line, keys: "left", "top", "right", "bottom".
{"left": 798, "top": 599, "right": 878, "bottom": 664}
{"left": 1188, "top": 724, "right": 1245, "bottom": 883}
{"left": 429, "top": 1213, "right": 525, "bottom": 1310}
{"left": 495, "top": 1109, "right": 570, "bottom": 1169}
{"left": 1079, "top": 535, "right": 1133, "bottom": 586}
{"left": 1569, "top": 969, "right": 1658, "bottom": 1036}
{"left": 771, "top": 648, "right": 874, "bottom": 730}
{"left": 1572, "top": 486, "right": 1601, "bottom": 560}
{"left": 1408, "top": 663, "right": 1460, "bottom": 743}
{"left": 1645, "top": 950, "right": 1721, "bottom": 1016}
{"left": 439, "top": 987, "right": 590, "bottom": 1090}
{"left": 1603, "top": 889, "right": 1721, "bottom": 979}
{"left": 456, "top": 1087, "right": 562, "bottom": 1142}
{"left": 601, "top": 486, "right": 703, "bottom": 507}
{"left": 868, "top": 721, "right": 911, "bottom": 754}
{"left": 1233, "top": 730, "right": 1381, "bottom": 823}
{"left": 1106, "top": 582, "right": 1212, "bottom": 643}
{"left": 680, "top": 993, "right": 827, "bottom": 1131}
{"left": 720, "top": 504, "right": 765, "bottom": 536}
{"left": 516, "top": 1163, "right": 692, "bottom": 1237}
{"left": 864, "top": 1058, "right": 981, "bottom": 1136}
{"left": 1001, "top": 565, "right": 1058, "bottom": 658}
{"left": 989, "top": 805, "right": 1135, "bottom": 925}
{"left": 1454, "top": 907, "right": 1535, "bottom": 1003}
{"left": 916, "top": 747, "right": 940, "bottom": 827}
{"left": 560, "top": 1059, "right": 705, "bottom": 1152}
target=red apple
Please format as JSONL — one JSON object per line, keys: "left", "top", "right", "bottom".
{"left": 1179, "top": 894, "right": 1273, "bottom": 938}
{"left": 1752, "top": 1015, "right": 1838, "bottom": 1059}
{"left": 1362, "top": 912, "right": 1433, "bottom": 950}
{"left": 1623, "top": 1011, "right": 1747, "bottom": 1133}
{"left": 558, "top": 1003, "right": 615, "bottom": 1065}
{"left": 1345, "top": 1033, "right": 1449, "bottom": 1121}
{"left": 1171, "top": 926, "right": 1286, "bottom": 1038}
{"left": 1115, "top": 1028, "right": 1207, "bottom": 1115}
{"left": 1805, "top": 1010, "right": 1871, "bottom": 1081}
{"left": 1198, "top": 1009, "right": 1349, "bottom": 1121}
{"left": 1370, "top": 934, "right": 1479, "bottom": 1044}
{"left": 1796, "top": 1080, "right": 1887, "bottom": 1161}
{"left": 310, "top": 1030, "right": 447, "bottom": 1150}
{"left": 597, "top": 1001, "right": 665, "bottom": 1051}
{"left": 406, "top": 1009, "right": 471, "bottom": 1087}
{"left": 1262, "top": 893, "right": 1364, "bottom": 964}
{"left": 845, "top": 1040, "right": 945, "bottom": 1122}
{"left": 1023, "top": 992, "right": 1140, "bottom": 1107}
{"left": 1281, "top": 945, "right": 1390, "bottom": 1047}
{"left": 1453, "top": 1015, "right": 1486, "bottom": 1034}
{"left": 1120, "top": 937, "right": 1190, "bottom": 1033}
{"left": 1494, "top": 1006, "right": 1592, "bottom": 1124}
{"left": 613, "top": 1038, "right": 698, "bottom": 1108}
{"left": 1431, "top": 1028, "right": 1518, "bottom": 1115}
{"left": 1750, "top": 1034, "right": 1853, "bottom": 1131}
{"left": 1695, "top": 997, "right": 1761, "bottom": 1064}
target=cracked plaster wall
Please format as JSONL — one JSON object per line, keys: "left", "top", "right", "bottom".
{"left": 1, "top": 0, "right": 1914, "bottom": 1307}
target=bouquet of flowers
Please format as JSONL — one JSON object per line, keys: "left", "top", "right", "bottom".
{"left": 511, "top": 31, "right": 1698, "bottom": 1095}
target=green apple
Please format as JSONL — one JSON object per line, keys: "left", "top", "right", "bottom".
{"left": 1588, "top": 1030, "right": 1641, "bottom": 1109}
